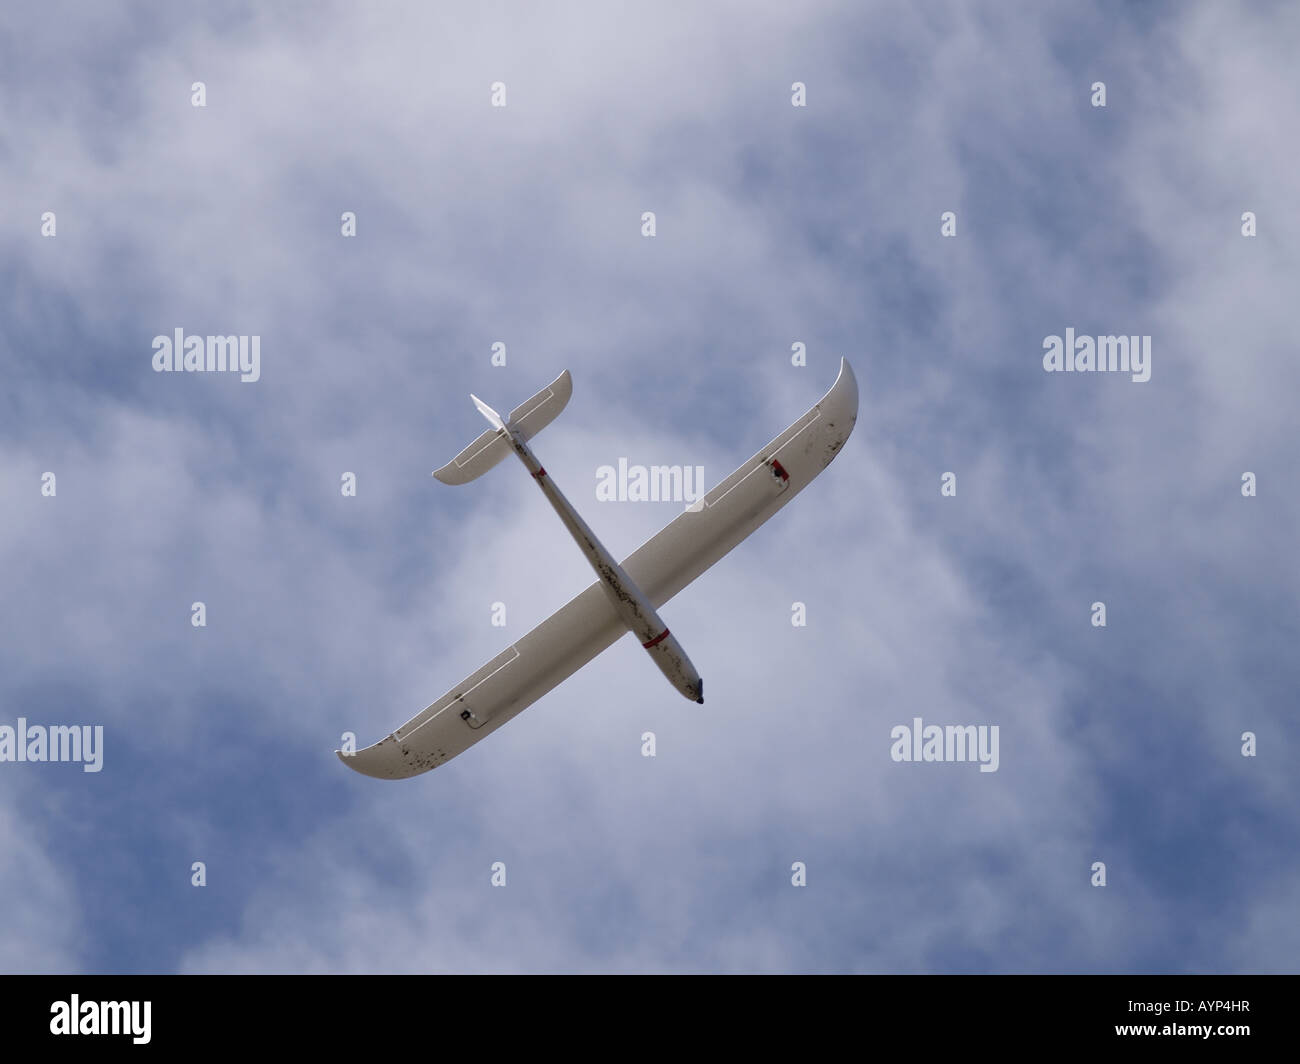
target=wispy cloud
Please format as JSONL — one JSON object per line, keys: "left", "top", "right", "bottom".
{"left": 1, "top": 0, "right": 1296, "bottom": 974}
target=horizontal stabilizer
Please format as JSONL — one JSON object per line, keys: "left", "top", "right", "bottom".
{"left": 432, "top": 426, "right": 509, "bottom": 485}
{"left": 433, "top": 370, "right": 572, "bottom": 485}
{"left": 508, "top": 369, "right": 572, "bottom": 442}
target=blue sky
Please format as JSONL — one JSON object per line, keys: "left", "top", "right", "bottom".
{"left": 1, "top": 0, "right": 1297, "bottom": 973}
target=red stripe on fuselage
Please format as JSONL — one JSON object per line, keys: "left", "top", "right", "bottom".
{"left": 642, "top": 628, "right": 670, "bottom": 649}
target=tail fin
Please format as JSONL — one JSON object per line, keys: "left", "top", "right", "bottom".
{"left": 470, "top": 393, "right": 505, "bottom": 430}
{"left": 433, "top": 370, "right": 572, "bottom": 485}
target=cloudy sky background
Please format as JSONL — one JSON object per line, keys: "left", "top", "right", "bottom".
{"left": 2, "top": 0, "right": 1297, "bottom": 973}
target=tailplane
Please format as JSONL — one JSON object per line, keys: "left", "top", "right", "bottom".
{"left": 433, "top": 370, "right": 572, "bottom": 485}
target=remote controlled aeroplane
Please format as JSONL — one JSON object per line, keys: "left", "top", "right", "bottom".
{"left": 339, "top": 359, "right": 858, "bottom": 779}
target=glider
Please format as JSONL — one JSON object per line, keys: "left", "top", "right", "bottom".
{"left": 339, "top": 359, "right": 858, "bottom": 779}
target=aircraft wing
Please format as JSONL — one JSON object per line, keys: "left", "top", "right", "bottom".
{"left": 339, "top": 358, "right": 858, "bottom": 779}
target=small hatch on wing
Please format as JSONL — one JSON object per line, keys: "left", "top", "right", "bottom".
{"left": 457, "top": 697, "right": 488, "bottom": 730}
